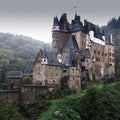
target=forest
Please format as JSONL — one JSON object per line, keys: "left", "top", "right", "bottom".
{"left": 0, "top": 33, "right": 51, "bottom": 71}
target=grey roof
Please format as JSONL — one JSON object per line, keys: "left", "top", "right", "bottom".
{"left": 53, "top": 16, "right": 59, "bottom": 26}
{"left": 64, "top": 48, "right": 77, "bottom": 67}
{"left": 85, "top": 49, "right": 91, "bottom": 59}
{"left": 63, "top": 35, "right": 80, "bottom": 52}
{"left": 23, "top": 62, "right": 33, "bottom": 76}
{"left": 63, "top": 35, "right": 80, "bottom": 67}
{"left": 42, "top": 46, "right": 48, "bottom": 58}
{"left": 7, "top": 71, "right": 23, "bottom": 79}
{"left": 84, "top": 20, "right": 106, "bottom": 40}
{"left": 69, "top": 14, "right": 83, "bottom": 32}
{"left": 42, "top": 51, "right": 63, "bottom": 67}
{"left": 34, "top": 49, "right": 42, "bottom": 64}
{"left": 59, "top": 13, "right": 70, "bottom": 31}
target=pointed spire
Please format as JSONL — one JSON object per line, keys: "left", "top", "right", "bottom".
{"left": 53, "top": 16, "right": 59, "bottom": 26}
{"left": 74, "top": 6, "right": 77, "bottom": 15}
{"left": 42, "top": 44, "right": 47, "bottom": 58}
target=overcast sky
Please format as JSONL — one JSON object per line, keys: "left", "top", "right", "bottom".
{"left": 0, "top": 0, "right": 119, "bottom": 43}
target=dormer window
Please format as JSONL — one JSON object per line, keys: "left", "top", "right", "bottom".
{"left": 41, "top": 58, "right": 48, "bottom": 64}
{"left": 57, "top": 54, "right": 63, "bottom": 63}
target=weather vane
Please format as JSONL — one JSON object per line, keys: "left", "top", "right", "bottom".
{"left": 74, "top": 6, "right": 77, "bottom": 14}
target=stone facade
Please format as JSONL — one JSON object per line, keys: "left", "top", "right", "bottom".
{"left": 21, "top": 85, "right": 48, "bottom": 104}
{"left": 33, "top": 63, "right": 62, "bottom": 86}
{"left": 33, "top": 13, "right": 115, "bottom": 94}
{"left": 0, "top": 90, "right": 20, "bottom": 103}
{"left": 52, "top": 31, "right": 70, "bottom": 53}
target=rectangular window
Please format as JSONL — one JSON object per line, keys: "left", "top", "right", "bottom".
{"left": 96, "top": 57, "right": 100, "bottom": 62}
{"left": 110, "top": 58, "right": 112, "bottom": 62}
{"left": 63, "top": 70, "right": 67, "bottom": 73}
{"left": 98, "top": 51, "right": 100, "bottom": 55}
{"left": 112, "top": 53, "right": 114, "bottom": 57}
{"left": 102, "top": 52, "right": 103, "bottom": 56}
{"left": 94, "top": 50, "right": 96, "bottom": 54}
{"left": 105, "top": 53, "right": 107, "bottom": 56}
{"left": 109, "top": 52, "right": 111, "bottom": 56}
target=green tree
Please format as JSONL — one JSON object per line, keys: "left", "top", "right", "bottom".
{"left": 0, "top": 98, "right": 27, "bottom": 120}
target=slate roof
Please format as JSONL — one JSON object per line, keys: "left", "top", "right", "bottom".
{"left": 64, "top": 48, "right": 77, "bottom": 67}
{"left": 42, "top": 46, "right": 48, "bottom": 58}
{"left": 41, "top": 50, "right": 63, "bottom": 67}
{"left": 59, "top": 13, "right": 70, "bottom": 31}
{"left": 23, "top": 62, "right": 33, "bottom": 76}
{"left": 53, "top": 16, "right": 59, "bottom": 26}
{"left": 69, "top": 14, "right": 83, "bottom": 32}
{"left": 7, "top": 71, "right": 23, "bottom": 79}
{"left": 63, "top": 35, "right": 80, "bottom": 53}
{"left": 63, "top": 35, "right": 80, "bottom": 67}
{"left": 84, "top": 20, "right": 106, "bottom": 40}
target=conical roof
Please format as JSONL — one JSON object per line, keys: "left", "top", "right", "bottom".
{"left": 63, "top": 35, "right": 80, "bottom": 52}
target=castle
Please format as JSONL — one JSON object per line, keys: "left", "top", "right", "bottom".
{"left": 33, "top": 13, "right": 115, "bottom": 93}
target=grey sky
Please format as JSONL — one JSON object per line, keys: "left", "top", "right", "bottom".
{"left": 0, "top": 0, "right": 119, "bottom": 43}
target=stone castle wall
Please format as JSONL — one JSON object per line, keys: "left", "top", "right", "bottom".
{"left": 72, "top": 31, "right": 86, "bottom": 55}
{"left": 68, "top": 67, "right": 81, "bottom": 93}
{"left": 0, "top": 90, "right": 20, "bottom": 103}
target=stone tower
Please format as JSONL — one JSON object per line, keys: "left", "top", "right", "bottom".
{"left": 52, "top": 13, "right": 70, "bottom": 53}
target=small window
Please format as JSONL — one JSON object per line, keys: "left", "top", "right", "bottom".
{"left": 53, "top": 80, "right": 55, "bottom": 84}
{"left": 112, "top": 53, "right": 114, "bottom": 57}
{"left": 94, "top": 50, "right": 96, "bottom": 54}
{"left": 98, "top": 51, "right": 100, "bottom": 55}
{"left": 109, "top": 52, "right": 111, "bottom": 56}
{"left": 73, "top": 77, "right": 74, "bottom": 80}
{"left": 63, "top": 70, "right": 67, "bottom": 73}
{"left": 102, "top": 52, "right": 103, "bottom": 56}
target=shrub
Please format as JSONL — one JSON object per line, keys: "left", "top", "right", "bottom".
{"left": 23, "top": 76, "right": 32, "bottom": 84}
{"left": 49, "top": 107, "right": 81, "bottom": 120}
{"left": 0, "top": 98, "right": 27, "bottom": 120}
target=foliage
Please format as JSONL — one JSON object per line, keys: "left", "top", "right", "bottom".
{"left": 23, "top": 76, "right": 32, "bottom": 84}
{"left": 0, "top": 83, "right": 7, "bottom": 90}
{"left": 0, "top": 98, "right": 27, "bottom": 120}
{"left": 0, "top": 33, "right": 51, "bottom": 71}
{"left": 38, "top": 81, "right": 120, "bottom": 120}
{"left": 19, "top": 92, "right": 50, "bottom": 120}
{"left": 49, "top": 76, "right": 73, "bottom": 99}
{"left": 107, "top": 17, "right": 120, "bottom": 29}
{"left": 101, "top": 74, "right": 115, "bottom": 83}
{"left": 49, "top": 107, "right": 81, "bottom": 120}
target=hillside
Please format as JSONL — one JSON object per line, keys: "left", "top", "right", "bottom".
{"left": 0, "top": 33, "right": 51, "bottom": 71}
{"left": 38, "top": 81, "right": 120, "bottom": 120}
